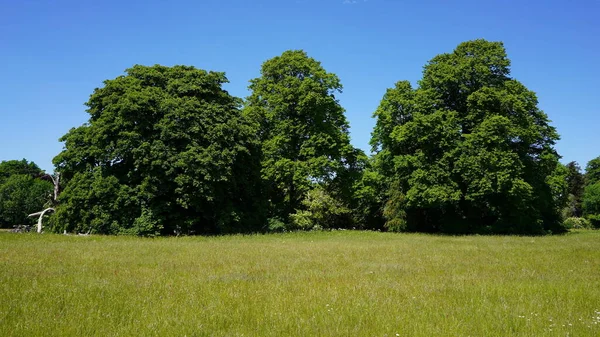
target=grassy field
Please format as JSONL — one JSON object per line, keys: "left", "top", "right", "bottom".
{"left": 1, "top": 230, "right": 599, "bottom": 336}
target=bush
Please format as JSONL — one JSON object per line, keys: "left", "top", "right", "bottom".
{"left": 267, "top": 217, "right": 288, "bottom": 232}
{"left": 583, "top": 182, "right": 600, "bottom": 215}
{"left": 563, "top": 217, "right": 592, "bottom": 229}
{"left": 289, "top": 210, "right": 315, "bottom": 230}
{"left": 586, "top": 214, "right": 600, "bottom": 229}
{"left": 289, "top": 187, "right": 351, "bottom": 231}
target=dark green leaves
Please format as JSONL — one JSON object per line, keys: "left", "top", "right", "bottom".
{"left": 245, "top": 50, "right": 358, "bottom": 222}
{"left": 0, "top": 174, "right": 52, "bottom": 227}
{"left": 53, "top": 65, "right": 264, "bottom": 235}
{"left": 372, "top": 39, "right": 563, "bottom": 234}
{"left": 0, "top": 160, "right": 51, "bottom": 227}
{"left": 0, "top": 159, "right": 44, "bottom": 184}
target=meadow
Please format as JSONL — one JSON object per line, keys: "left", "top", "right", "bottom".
{"left": 1, "top": 230, "right": 599, "bottom": 336}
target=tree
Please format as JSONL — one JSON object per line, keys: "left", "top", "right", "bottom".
{"left": 349, "top": 158, "right": 386, "bottom": 230}
{"left": 0, "top": 159, "right": 51, "bottom": 228}
{"left": 244, "top": 50, "right": 359, "bottom": 223}
{"left": 563, "top": 161, "right": 585, "bottom": 217}
{"left": 547, "top": 163, "right": 569, "bottom": 220}
{"left": 0, "top": 174, "right": 53, "bottom": 227}
{"left": 0, "top": 159, "right": 44, "bottom": 184}
{"left": 583, "top": 183, "right": 600, "bottom": 215}
{"left": 585, "top": 156, "right": 600, "bottom": 186}
{"left": 53, "top": 65, "right": 265, "bottom": 235}
{"left": 583, "top": 156, "right": 600, "bottom": 227}
{"left": 371, "top": 39, "right": 563, "bottom": 234}
{"left": 583, "top": 183, "right": 600, "bottom": 228}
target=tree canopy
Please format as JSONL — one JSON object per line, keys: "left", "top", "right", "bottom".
{"left": 583, "top": 156, "right": 600, "bottom": 227}
{"left": 4, "top": 40, "right": 586, "bottom": 236}
{"left": 563, "top": 161, "right": 585, "bottom": 217}
{"left": 53, "top": 65, "right": 265, "bottom": 235}
{"left": 0, "top": 159, "right": 43, "bottom": 183}
{"left": 585, "top": 156, "right": 600, "bottom": 186}
{"left": 371, "top": 39, "right": 564, "bottom": 234}
{"left": 0, "top": 160, "right": 52, "bottom": 227}
{"left": 244, "top": 50, "right": 361, "bottom": 225}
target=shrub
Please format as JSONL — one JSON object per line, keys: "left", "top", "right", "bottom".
{"left": 563, "top": 217, "right": 592, "bottom": 229}
{"left": 289, "top": 187, "right": 351, "bottom": 231}
{"left": 586, "top": 214, "right": 600, "bottom": 229}
{"left": 583, "top": 182, "right": 600, "bottom": 215}
{"left": 267, "top": 217, "right": 288, "bottom": 232}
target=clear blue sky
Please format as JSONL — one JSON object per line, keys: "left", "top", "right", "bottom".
{"left": 1, "top": 0, "right": 598, "bottom": 173}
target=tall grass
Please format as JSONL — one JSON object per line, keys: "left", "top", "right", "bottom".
{"left": 1, "top": 230, "right": 599, "bottom": 336}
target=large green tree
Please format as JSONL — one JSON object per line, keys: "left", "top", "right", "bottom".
{"left": 371, "top": 39, "right": 564, "bottom": 234}
{"left": 244, "top": 50, "right": 360, "bottom": 223}
{"left": 53, "top": 65, "right": 265, "bottom": 235}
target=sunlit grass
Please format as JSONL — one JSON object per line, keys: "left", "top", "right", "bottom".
{"left": 1, "top": 230, "right": 599, "bottom": 336}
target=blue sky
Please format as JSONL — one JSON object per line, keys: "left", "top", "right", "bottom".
{"left": 1, "top": 0, "right": 598, "bottom": 173}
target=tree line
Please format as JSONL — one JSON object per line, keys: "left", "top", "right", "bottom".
{"left": 2, "top": 39, "right": 599, "bottom": 235}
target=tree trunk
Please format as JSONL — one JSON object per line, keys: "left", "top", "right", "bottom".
{"left": 28, "top": 208, "right": 55, "bottom": 233}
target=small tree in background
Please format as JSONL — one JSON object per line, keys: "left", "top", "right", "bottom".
{"left": 585, "top": 156, "right": 600, "bottom": 186}
{"left": 583, "top": 183, "right": 600, "bottom": 228}
{"left": 0, "top": 159, "right": 44, "bottom": 183}
{"left": 583, "top": 156, "right": 600, "bottom": 228}
{"left": 0, "top": 160, "right": 52, "bottom": 228}
{"left": 563, "top": 161, "right": 585, "bottom": 217}
{"left": 0, "top": 174, "right": 52, "bottom": 227}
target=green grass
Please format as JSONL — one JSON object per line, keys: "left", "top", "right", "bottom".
{"left": 1, "top": 230, "right": 599, "bottom": 336}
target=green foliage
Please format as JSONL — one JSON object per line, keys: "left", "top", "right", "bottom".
{"left": 547, "top": 163, "right": 569, "bottom": 219}
{"left": 382, "top": 181, "right": 407, "bottom": 232}
{"left": 583, "top": 159, "right": 600, "bottom": 228}
{"left": 585, "top": 156, "right": 600, "bottom": 186}
{"left": 562, "top": 194, "right": 579, "bottom": 220}
{"left": 53, "top": 65, "right": 265, "bottom": 235}
{"left": 289, "top": 187, "right": 351, "bottom": 230}
{"left": 583, "top": 182, "right": 600, "bottom": 214}
{"left": 564, "top": 161, "right": 585, "bottom": 217}
{"left": 586, "top": 214, "right": 600, "bottom": 229}
{"left": 0, "top": 159, "right": 43, "bottom": 184}
{"left": 8, "top": 41, "right": 577, "bottom": 236}
{"left": 51, "top": 169, "right": 140, "bottom": 234}
{"left": 289, "top": 210, "right": 315, "bottom": 230}
{"left": 266, "top": 217, "right": 288, "bottom": 232}
{"left": 244, "top": 50, "right": 359, "bottom": 222}
{"left": 351, "top": 163, "right": 385, "bottom": 230}
{"left": 563, "top": 217, "right": 592, "bottom": 229}
{"left": 583, "top": 182, "right": 600, "bottom": 219}
{"left": 0, "top": 174, "right": 53, "bottom": 226}
{"left": 371, "top": 39, "right": 563, "bottom": 234}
